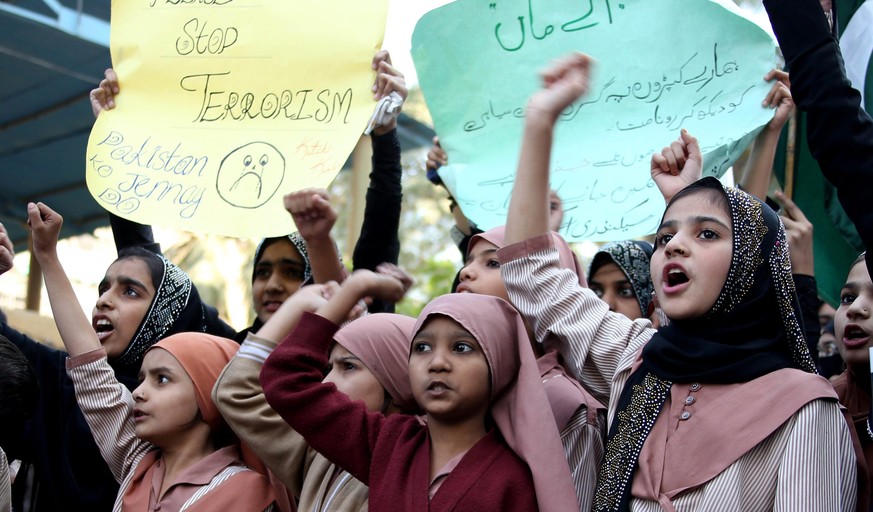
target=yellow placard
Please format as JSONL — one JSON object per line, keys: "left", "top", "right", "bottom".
{"left": 86, "top": 0, "right": 388, "bottom": 238}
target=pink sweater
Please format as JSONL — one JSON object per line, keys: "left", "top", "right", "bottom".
{"left": 261, "top": 312, "right": 539, "bottom": 511}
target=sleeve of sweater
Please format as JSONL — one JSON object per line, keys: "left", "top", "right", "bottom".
{"left": 763, "top": 0, "right": 873, "bottom": 277}
{"left": 66, "top": 348, "right": 153, "bottom": 483}
{"left": 260, "top": 312, "right": 388, "bottom": 484}
{"left": 213, "top": 333, "right": 314, "bottom": 497}
{"left": 353, "top": 129, "right": 403, "bottom": 314}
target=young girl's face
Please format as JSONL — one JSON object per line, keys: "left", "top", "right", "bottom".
{"left": 590, "top": 262, "right": 643, "bottom": 320}
{"left": 133, "top": 348, "right": 202, "bottom": 446}
{"left": 650, "top": 192, "right": 733, "bottom": 321}
{"left": 457, "top": 240, "right": 509, "bottom": 301}
{"left": 835, "top": 261, "right": 873, "bottom": 369}
{"left": 409, "top": 316, "right": 490, "bottom": 424}
{"left": 253, "top": 240, "right": 307, "bottom": 323}
{"left": 92, "top": 258, "right": 156, "bottom": 358}
{"left": 323, "top": 344, "right": 386, "bottom": 413}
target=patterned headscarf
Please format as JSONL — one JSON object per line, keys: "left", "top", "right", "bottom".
{"left": 588, "top": 241, "right": 654, "bottom": 317}
{"left": 252, "top": 233, "right": 312, "bottom": 284}
{"left": 112, "top": 254, "right": 201, "bottom": 373}
{"left": 592, "top": 177, "right": 817, "bottom": 512}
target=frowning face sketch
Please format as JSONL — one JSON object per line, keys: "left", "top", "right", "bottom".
{"left": 216, "top": 141, "right": 285, "bottom": 208}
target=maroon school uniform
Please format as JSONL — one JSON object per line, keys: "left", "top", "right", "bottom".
{"left": 261, "top": 312, "right": 539, "bottom": 512}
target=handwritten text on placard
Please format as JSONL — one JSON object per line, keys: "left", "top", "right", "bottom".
{"left": 412, "top": 0, "right": 777, "bottom": 241}
{"left": 86, "top": 0, "right": 388, "bottom": 238}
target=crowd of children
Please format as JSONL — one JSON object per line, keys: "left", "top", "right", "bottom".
{"left": 2, "top": 0, "right": 873, "bottom": 510}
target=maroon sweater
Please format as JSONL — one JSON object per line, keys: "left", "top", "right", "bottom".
{"left": 261, "top": 312, "right": 538, "bottom": 511}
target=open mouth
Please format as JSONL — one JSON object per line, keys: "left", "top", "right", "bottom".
{"left": 843, "top": 324, "right": 870, "bottom": 348}
{"left": 94, "top": 318, "right": 115, "bottom": 341}
{"left": 663, "top": 266, "right": 690, "bottom": 291}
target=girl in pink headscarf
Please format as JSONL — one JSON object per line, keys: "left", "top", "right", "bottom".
{"left": 458, "top": 225, "right": 605, "bottom": 510}
{"left": 262, "top": 271, "right": 579, "bottom": 511}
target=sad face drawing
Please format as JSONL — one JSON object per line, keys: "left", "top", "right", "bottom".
{"left": 217, "top": 142, "right": 285, "bottom": 208}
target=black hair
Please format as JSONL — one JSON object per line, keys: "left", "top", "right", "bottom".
{"left": 0, "top": 335, "right": 39, "bottom": 453}
{"left": 115, "top": 246, "right": 164, "bottom": 291}
{"left": 667, "top": 179, "right": 731, "bottom": 222}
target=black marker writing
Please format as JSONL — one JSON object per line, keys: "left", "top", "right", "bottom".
{"left": 176, "top": 18, "right": 238, "bottom": 55}
{"left": 179, "top": 72, "right": 353, "bottom": 124}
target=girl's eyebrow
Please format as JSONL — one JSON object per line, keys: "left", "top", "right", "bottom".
{"left": 146, "top": 366, "right": 175, "bottom": 376}
{"left": 590, "top": 278, "right": 631, "bottom": 286}
{"left": 118, "top": 276, "right": 149, "bottom": 290}
{"left": 332, "top": 355, "right": 362, "bottom": 364}
{"left": 465, "top": 248, "right": 498, "bottom": 265}
{"left": 690, "top": 215, "right": 730, "bottom": 230}
{"left": 657, "top": 216, "right": 729, "bottom": 231}
{"left": 258, "top": 258, "right": 305, "bottom": 269}
{"left": 450, "top": 329, "right": 477, "bottom": 341}
{"left": 416, "top": 328, "right": 477, "bottom": 338}
{"left": 841, "top": 281, "right": 860, "bottom": 292}
{"left": 657, "top": 219, "right": 677, "bottom": 231}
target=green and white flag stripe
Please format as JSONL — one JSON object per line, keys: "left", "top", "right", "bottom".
{"left": 841, "top": 0, "right": 873, "bottom": 113}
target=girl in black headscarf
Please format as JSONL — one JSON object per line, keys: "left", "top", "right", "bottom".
{"left": 5, "top": 204, "right": 233, "bottom": 512}
{"left": 587, "top": 178, "right": 853, "bottom": 511}
{"left": 235, "top": 233, "right": 312, "bottom": 342}
{"left": 499, "top": 54, "right": 860, "bottom": 511}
